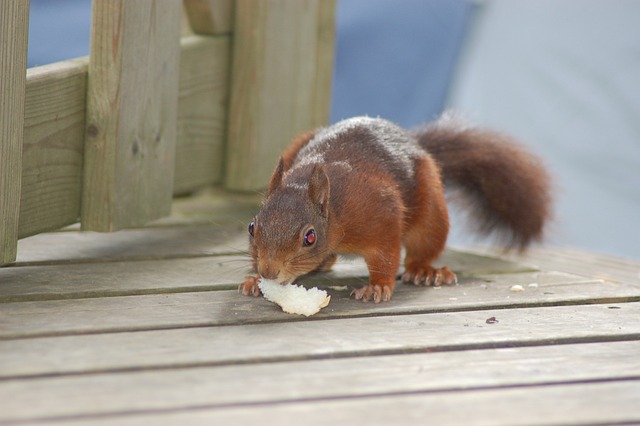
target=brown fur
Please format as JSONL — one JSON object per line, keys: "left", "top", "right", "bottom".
{"left": 239, "top": 114, "right": 552, "bottom": 303}
{"left": 413, "top": 114, "right": 552, "bottom": 251}
{"left": 281, "top": 130, "right": 316, "bottom": 170}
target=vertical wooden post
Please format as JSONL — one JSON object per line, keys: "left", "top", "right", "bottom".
{"left": 82, "top": 0, "right": 182, "bottom": 231}
{"left": 224, "top": 0, "right": 336, "bottom": 191}
{"left": 0, "top": 0, "right": 30, "bottom": 265}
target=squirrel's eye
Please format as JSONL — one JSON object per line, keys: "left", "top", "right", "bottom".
{"left": 303, "top": 229, "right": 316, "bottom": 247}
{"left": 248, "top": 221, "right": 255, "bottom": 237}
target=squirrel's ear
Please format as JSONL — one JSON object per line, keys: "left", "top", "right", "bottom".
{"left": 308, "top": 164, "right": 330, "bottom": 217}
{"left": 268, "top": 157, "right": 285, "bottom": 195}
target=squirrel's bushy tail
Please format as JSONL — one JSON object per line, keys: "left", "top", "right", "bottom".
{"left": 413, "top": 112, "right": 552, "bottom": 251}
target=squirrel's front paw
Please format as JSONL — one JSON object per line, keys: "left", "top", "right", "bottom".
{"left": 351, "top": 283, "right": 393, "bottom": 303}
{"left": 401, "top": 265, "right": 457, "bottom": 287}
{"left": 239, "top": 275, "right": 262, "bottom": 297}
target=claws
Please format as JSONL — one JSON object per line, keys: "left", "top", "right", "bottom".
{"left": 239, "top": 275, "right": 262, "bottom": 297}
{"left": 401, "top": 266, "right": 457, "bottom": 287}
{"left": 350, "top": 284, "right": 393, "bottom": 303}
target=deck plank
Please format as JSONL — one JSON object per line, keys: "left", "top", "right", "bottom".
{"left": 2, "top": 302, "right": 639, "bottom": 379}
{"left": 2, "top": 273, "right": 636, "bottom": 338}
{"left": 52, "top": 381, "right": 640, "bottom": 426}
{"left": 0, "top": 250, "right": 555, "bottom": 302}
{"left": 0, "top": 261, "right": 593, "bottom": 303}
{"left": 2, "top": 341, "right": 639, "bottom": 423}
{"left": 0, "top": 256, "right": 246, "bottom": 302}
{"left": 478, "top": 245, "right": 640, "bottom": 287}
{"left": 14, "top": 225, "right": 248, "bottom": 265}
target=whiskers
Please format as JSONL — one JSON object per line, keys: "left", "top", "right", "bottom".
{"left": 207, "top": 257, "right": 255, "bottom": 279}
{"left": 218, "top": 245, "right": 252, "bottom": 258}
{"left": 285, "top": 250, "right": 380, "bottom": 284}
{"left": 285, "top": 248, "right": 330, "bottom": 271}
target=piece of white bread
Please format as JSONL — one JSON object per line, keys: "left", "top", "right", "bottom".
{"left": 258, "top": 279, "right": 331, "bottom": 316}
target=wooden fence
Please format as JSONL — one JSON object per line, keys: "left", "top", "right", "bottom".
{"left": 0, "top": 0, "right": 336, "bottom": 265}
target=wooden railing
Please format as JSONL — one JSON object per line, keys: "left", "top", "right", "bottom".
{"left": 0, "top": 0, "right": 336, "bottom": 265}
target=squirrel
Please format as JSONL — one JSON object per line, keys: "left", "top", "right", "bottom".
{"left": 239, "top": 113, "right": 552, "bottom": 303}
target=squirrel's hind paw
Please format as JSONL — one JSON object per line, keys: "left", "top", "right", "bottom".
{"left": 401, "top": 266, "right": 457, "bottom": 287}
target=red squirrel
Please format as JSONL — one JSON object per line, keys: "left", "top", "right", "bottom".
{"left": 239, "top": 113, "right": 551, "bottom": 303}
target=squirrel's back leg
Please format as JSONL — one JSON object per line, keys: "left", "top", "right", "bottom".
{"left": 402, "top": 156, "right": 457, "bottom": 286}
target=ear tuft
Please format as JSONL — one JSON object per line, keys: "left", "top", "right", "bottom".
{"left": 268, "top": 157, "right": 285, "bottom": 195}
{"left": 308, "top": 164, "right": 330, "bottom": 217}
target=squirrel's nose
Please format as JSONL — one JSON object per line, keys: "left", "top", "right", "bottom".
{"left": 258, "top": 264, "right": 279, "bottom": 281}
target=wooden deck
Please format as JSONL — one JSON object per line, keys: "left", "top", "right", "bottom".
{"left": 1, "top": 189, "right": 639, "bottom": 425}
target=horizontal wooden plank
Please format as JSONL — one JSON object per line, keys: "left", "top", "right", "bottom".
{"left": 3, "top": 270, "right": 629, "bottom": 338}
{"left": 0, "top": 252, "right": 305, "bottom": 299}
{"left": 2, "top": 340, "right": 639, "bottom": 423}
{"left": 19, "top": 58, "right": 88, "bottom": 239}
{"left": 0, "top": 256, "right": 246, "bottom": 302}
{"left": 174, "top": 35, "right": 230, "bottom": 194}
{"left": 14, "top": 225, "right": 249, "bottom": 265}
{"left": 32, "top": 380, "right": 640, "bottom": 426}
{"left": 0, "top": 247, "right": 547, "bottom": 302}
{"left": 183, "top": 0, "right": 233, "bottom": 35}
{"left": 521, "top": 246, "right": 640, "bottom": 286}
{"left": 2, "top": 302, "right": 639, "bottom": 379}
{"left": 13, "top": 223, "right": 533, "bottom": 270}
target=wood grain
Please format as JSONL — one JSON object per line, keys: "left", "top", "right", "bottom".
{"left": 5, "top": 3, "right": 635, "bottom": 423}
{"left": 15, "top": 224, "right": 249, "bottom": 265}
{"left": 16, "top": 35, "right": 232, "bottom": 237}
{"left": 183, "top": 0, "right": 234, "bottom": 35}
{"left": 82, "top": 0, "right": 182, "bottom": 231}
{"left": 3, "top": 188, "right": 640, "bottom": 425}
{"left": 489, "top": 246, "right": 640, "bottom": 287}
{"left": 2, "top": 302, "right": 639, "bottom": 378}
{"left": 0, "top": 0, "right": 29, "bottom": 265}
{"left": 2, "top": 341, "right": 639, "bottom": 423}
{"left": 35, "top": 381, "right": 639, "bottom": 426}
{"left": 174, "top": 35, "right": 231, "bottom": 194}
{"left": 0, "top": 254, "right": 568, "bottom": 302}
{"left": 18, "top": 59, "right": 88, "bottom": 239}
{"left": 2, "top": 276, "right": 635, "bottom": 339}
{"left": 225, "top": 0, "right": 337, "bottom": 190}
